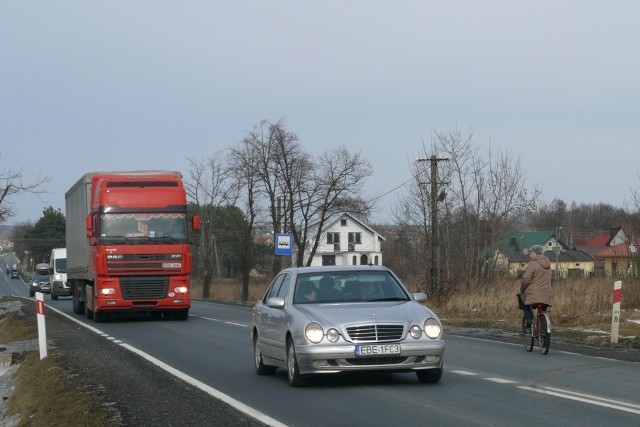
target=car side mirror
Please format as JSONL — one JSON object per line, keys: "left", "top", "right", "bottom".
{"left": 266, "top": 297, "right": 285, "bottom": 309}
{"left": 413, "top": 292, "right": 427, "bottom": 303}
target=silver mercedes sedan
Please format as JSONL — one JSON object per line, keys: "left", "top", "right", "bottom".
{"left": 251, "top": 265, "right": 445, "bottom": 386}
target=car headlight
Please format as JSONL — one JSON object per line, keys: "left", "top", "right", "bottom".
{"left": 305, "top": 322, "right": 324, "bottom": 344}
{"left": 424, "top": 318, "right": 442, "bottom": 339}
{"left": 326, "top": 328, "right": 340, "bottom": 343}
{"left": 410, "top": 325, "right": 422, "bottom": 339}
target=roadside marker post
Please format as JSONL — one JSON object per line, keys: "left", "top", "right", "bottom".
{"left": 35, "top": 292, "right": 47, "bottom": 359}
{"left": 611, "top": 280, "right": 622, "bottom": 344}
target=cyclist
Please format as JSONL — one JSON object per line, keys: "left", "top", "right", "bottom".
{"left": 519, "top": 245, "right": 553, "bottom": 332}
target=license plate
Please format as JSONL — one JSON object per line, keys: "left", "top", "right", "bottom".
{"left": 355, "top": 343, "right": 401, "bottom": 356}
{"left": 162, "top": 263, "right": 182, "bottom": 268}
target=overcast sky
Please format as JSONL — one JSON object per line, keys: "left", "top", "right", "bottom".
{"left": 2, "top": 1, "right": 639, "bottom": 226}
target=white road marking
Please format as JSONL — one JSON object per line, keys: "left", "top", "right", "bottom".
{"left": 484, "top": 378, "right": 517, "bottom": 384}
{"left": 196, "top": 315, "right": 249, "bottom": 328}
{"left": 450, "top": 369, "right": 640, "bottom": 415}
{"left": 518, "top": 386, "right": 640, "bottom": 415}
{"left": 40, "top": 302, "right": 288, "bottom": 427}
{"left": 449, "top": 370, "right": 478, "bottom": 376}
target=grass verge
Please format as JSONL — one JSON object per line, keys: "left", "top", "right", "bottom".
{"left": 0, "top": 298, "right": 116, "bottom": 427}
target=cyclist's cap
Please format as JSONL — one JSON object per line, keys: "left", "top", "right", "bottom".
{"left": 530, "top": 245, "right": 544, "bottom": 255}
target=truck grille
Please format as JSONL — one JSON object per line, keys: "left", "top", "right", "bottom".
{"left": 106, "top": 253, "right": 182, "bottom": 274}
{"left": 346, "top": 324, "right": 404, "bottom": 343}
{"left": 120, "top": 276, "right": 169, "bottom": 300}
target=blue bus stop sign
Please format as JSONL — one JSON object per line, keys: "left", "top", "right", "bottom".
{"left": 275, "top": 233, "right": 293, "bottom": 256}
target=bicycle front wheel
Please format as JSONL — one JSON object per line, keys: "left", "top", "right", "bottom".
{"left": 538, "top": 315, "right": 550, "bottom": 355}
{"left": 522, "top": 316, "right": 533, "bottom": 352}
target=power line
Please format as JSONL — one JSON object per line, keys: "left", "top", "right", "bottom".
{"left": 368, "top": 178, "right": 414, "bottom": 203}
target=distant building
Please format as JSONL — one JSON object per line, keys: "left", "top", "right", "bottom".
{"left": 594, "top": 237, "right": 640, "bottom": 278}
{"left": 482, "top": 230, "right": 594, "bottom": 278}
{"left": 574, "top": 227, "right": 627, "bottom": 276}
{"left": 299, "top": 212, "right": 385, "bottom": 267}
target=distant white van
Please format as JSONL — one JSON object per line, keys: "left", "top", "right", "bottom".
{"left": 49, "top": 248, "right": 70, "bottom": 300}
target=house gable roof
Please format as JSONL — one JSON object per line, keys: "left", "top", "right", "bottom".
{"left": 308, "top": 212, "right": 386, "bottom": 241}
{"left": 594, "top": 238, "right": 640, "bottom": 259}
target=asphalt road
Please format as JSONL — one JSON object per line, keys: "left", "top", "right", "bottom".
{"left": 2, "top": 267, "right": 640, "bottom": 426}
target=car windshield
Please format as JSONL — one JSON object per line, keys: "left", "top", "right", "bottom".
{"left": 293, "top": 270, "right": 411, "bottom": 304}
{"left": 32, "top": 272, "right": 49, "bottom": 282}
{"left": 99, "top": 212, "right": 187, "bottom": 244}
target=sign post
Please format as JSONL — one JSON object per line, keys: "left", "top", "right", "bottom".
{"left": 35, "top": 292, "right": 47, "bottom": 359}
{"left": 611, "top": 280, "right": 622, "bottom": 344}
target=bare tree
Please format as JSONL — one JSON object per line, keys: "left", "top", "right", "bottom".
{"left": 240, "top": 120, "right": 290, "bottom": 275}
{"left": 0, "top": 163, "right": 50, "bottom": 223}
{"left": 184, "top": 156, "right": 237, "bottom": 298}
{"left": 228, "top": 141, "right": 262, "bottom": 302}
{"left": 399, "top": 129, "right": 540, "bottom": 292}
{"left": 284, "top": 146, "right": 373, "bottom": 267}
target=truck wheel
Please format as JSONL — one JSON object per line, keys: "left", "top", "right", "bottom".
{"left": 73, "top": 284, "right": 85, "bottom": 314}
{"left": 84, "top": 299, "right": 94, "bottom": 320}
{"left": 51, "top": 288, "right": 58, "bottom": 300}
{"left": 173, "top": 309, "right": 189, "bottom": 320}
{"left": 94, "top": 310, "right": 108, "bottom": 322}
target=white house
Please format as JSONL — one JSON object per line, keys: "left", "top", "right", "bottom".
{"left": 301, "top": 212, "right": 385, "bottom": 267}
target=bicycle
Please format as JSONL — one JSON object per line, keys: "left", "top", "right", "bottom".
{"left": 519, "top": 297, "right": 551, "bottom": 355}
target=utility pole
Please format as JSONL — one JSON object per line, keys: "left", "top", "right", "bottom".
{"left": 417, "top": 155, "right": 448, "bottom": 294}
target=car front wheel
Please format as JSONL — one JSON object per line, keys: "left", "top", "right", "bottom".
{"left": 286, "top": 339, "right": 305, "bottom": 387}
{"left": 416, "top": 362, "right": 443, "bottom": 384}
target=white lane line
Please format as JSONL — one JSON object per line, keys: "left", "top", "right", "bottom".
{"left": 41, "top": 303, "right": 288, "bottom": 427}
{"left": 484, "top": 378, "right": 517, "bottom": 384}
{"left": 196, "top": 315, "right": 249, "bottom": 328}
{"left": 449, "top": 370, "right": 478, "bottom": 376}
{"left": 518, "top": 386, "right": 640, "bottom": 415}
{"left": 451, "top": 369, "right": 639, "bottom": 415}
{"left": 120, "top": 342, "right": 287, "bottom": 427}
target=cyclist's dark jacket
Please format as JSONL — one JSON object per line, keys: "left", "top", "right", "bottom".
{"left": 520, "top": 254, "right": 552, "bottom": 306}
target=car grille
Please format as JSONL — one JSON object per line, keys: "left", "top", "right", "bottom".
{"left": 346, "top": 324, "right": 404, "bottom": 343}
{"left": 120, "top": 276, "right": 169, "bottom": 300}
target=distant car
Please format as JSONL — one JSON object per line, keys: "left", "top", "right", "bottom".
{"left": 251, "top": 265, "right": 445, "bottom": 386}
{"left": 10, "top": 269, "right": 19, "bottom": 279}
{"left": 29, "top": 271, "right": 51, "bottom": 297}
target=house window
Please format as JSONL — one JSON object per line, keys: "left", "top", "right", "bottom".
{"left": 327, "top": 232, "right": 340, "bottom": 244}
{"left": 352, "top": 255, "right": 357, "bottom": 265}
{"left": 348, "top": 232, "right": 361, "bottom": 244}
{"left": 341, "top": 219, "right": 347, "bottom": 226}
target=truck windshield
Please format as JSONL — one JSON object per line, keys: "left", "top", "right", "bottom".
{"left": 100, "top": 213, "right": 187, "bottom": 244}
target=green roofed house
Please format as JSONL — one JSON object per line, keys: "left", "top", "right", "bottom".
{"left": 481, "top": 231, "right": 595, "bottom": 279}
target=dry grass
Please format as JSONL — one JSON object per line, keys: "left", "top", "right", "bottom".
{"left": 0, "top": 299, "right": 116, "bottom": 427}
{"left": 0, "top": 312, "right": 37, "bottom": 345}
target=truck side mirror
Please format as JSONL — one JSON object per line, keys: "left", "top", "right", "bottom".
{"left": 192, "top": 215, "right": 200, "bottom": 231}
{"left": 85, "top": 215, "right": 94, "bottom": 238}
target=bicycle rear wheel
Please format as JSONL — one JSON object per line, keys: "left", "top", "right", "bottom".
{"left": 538, "top": 315, "right": 550, "bottom": 355}
{"left": 522, "top": 316, "right": 533, "bottom": 352}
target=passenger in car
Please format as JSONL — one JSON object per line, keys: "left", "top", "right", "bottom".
{"left": 297, "top": 280, "right": 317, "bottom": 303}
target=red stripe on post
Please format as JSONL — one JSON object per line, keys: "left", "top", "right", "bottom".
{"left": 36, "top": 300, "right": 45, "bottom": 315}
{"left": 613, "top": 288, "right": 622, "bottom": 304}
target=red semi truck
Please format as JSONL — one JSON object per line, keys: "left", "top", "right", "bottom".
{"left": 65, "top": 171, "right": 200, "bottom": 321}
